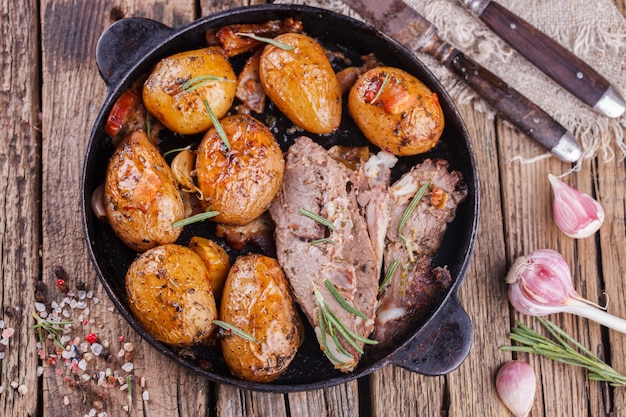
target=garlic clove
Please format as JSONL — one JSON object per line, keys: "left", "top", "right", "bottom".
{"left": 548, "top": 173, "right": 605, "bottom": 239}
{"left": 496, "top": 360, "right": 536, "bottom": 417}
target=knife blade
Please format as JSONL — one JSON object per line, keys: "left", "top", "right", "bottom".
{"left": 459, "top": 0, "right": 626, "bottom": 118}
{"left": 341, "top": 0, "right": 581, "bottom": 162}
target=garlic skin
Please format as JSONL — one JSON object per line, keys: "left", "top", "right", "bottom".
{"left": 506, "top": 249, "right": 626, "bottom": 334}
{"left": 548, "top": 173, "right": 605, "bottom": 239}
{"left": 496, "top": 361, "right": 536, "bottom": 417}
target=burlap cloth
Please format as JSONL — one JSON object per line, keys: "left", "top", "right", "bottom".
{"left": 275, "top": 0, "right": 626, "bottom": 165}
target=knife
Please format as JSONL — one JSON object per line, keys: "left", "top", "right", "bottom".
{"left": 340, "top": 0, "right": 581, "bottom": 163}
{"left": 459, "top": 0, "right": 626, "bottom": 118}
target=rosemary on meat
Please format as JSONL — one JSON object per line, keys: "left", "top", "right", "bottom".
{"left": 213, "top": 320, "right": 259, "bottom": 343}
{"left": 181, "top": 75, "right": 234, "bottom": 93}
{"left": 310, "top": 238, "right": 336, "bottom": 246}
{"left": 314, "top": 287, "right": 377, "bottom": 365}
{"left": 501, "top": 318, "right": 626, "bottom": 386}
{"left": 379, "top": 260, "right": 400, "bottom": 291}
{"left": 398, "top": 182, "right": 430, "bottom": 263}
{"left": 368, "top": 72, "right": 391, "bottom": 105}
{"left": 172, "top": 210, "right": 220, "bottom": 228}
{"left": 235, "top": 32, "right": 294, "bottom": 50}
{"left": 299, "top": 208, "right": 336, "bottom": 231}
{"left": 203, "top": 99, "right": 231, "bottom": 150}
{"left": 324, "top": 279, "right": 368, "bottom": 320}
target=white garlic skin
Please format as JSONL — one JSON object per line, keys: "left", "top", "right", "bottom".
{"left": 496, "top": 360, "right": 536, "bottom": 417}
{"left": 548, "top": 173, "right": 605, "bottom": 239}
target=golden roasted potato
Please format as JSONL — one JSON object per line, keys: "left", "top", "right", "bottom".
{"left": 259, "top": 33, "right": 342, "bottom": 134}
{"left": 189, "top": 236, "right": 230, "bottom": 299}
{"left": 348, "top": 66, "right": 444, "bottom": 156}
{"left": 126, "top": 244, "right": 218, "bottom": 347}
{"left": 143, "top": 47, "right": 237, "bottom": 135}
{"left": 195, "top": 114, "right": 284, "bottom": 225}
{"left": 220, "top": 254, "right": 302, "bottom": 382}
{"left": 104, "top": 131, "right": 184, "bottom": 252}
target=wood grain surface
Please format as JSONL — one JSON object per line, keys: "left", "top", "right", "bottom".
{"left": 1, "top": 1, "right": 625, "bottom": 416}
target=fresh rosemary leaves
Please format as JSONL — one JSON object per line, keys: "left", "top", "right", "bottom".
{"left": 398, "top": 182, "right": 430, "bottom": 263}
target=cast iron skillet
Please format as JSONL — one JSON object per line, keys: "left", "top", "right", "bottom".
{"left": 81, "top": 4, "right": 480, "bottom": 393}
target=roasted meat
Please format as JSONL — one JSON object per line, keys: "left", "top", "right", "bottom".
{"left": 374, "top": 159, "right": 468, "bottom": 345}
{"left": 269, "top": 137, "right": 379, "bottom": 372}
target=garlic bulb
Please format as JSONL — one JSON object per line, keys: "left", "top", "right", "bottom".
{"left": 506, "top": 249, "right": 626, "bottom": 334}
{"left": 548, "top": 173, "right": 604, "bottom": 239}
{"left": 495, "top": 361, "right": 536, "bottom": 417}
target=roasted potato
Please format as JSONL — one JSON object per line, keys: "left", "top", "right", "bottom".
{"left": 104, "top": 131, "right": 184, "bottom": 252}
{"left": 189, "top": 236, "right": 230, "bottom": 299}
{"left": 259, "top": 32, "right": 342, "bottom": 134}
{"left": 220, "top": 254, "right": 302, "bottom": 382}
{"left": 195, "top": 114, "right": 284, "bottom": 225}
{"left": 348, "top": 66, "right": 444, "bottom": 156}
{"left": 143, "top": 47, "right": 237, "bottom": 135}
{"left": 125, "top": 244, "right": 218, "bottom": 347}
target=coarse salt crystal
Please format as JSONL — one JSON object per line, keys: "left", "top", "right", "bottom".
{"left": 0, "top": 338, "right": 9, "bottom": 346}
{"left": 0, "top": 386, "right": 3, "bottom": 394}
{"left": 63, "top": 396, "right": 70, "bottom": 405}
{"left": 60, "top": 335, "right": 71, "bottom": 345}
{"left": 10, "top": 381, "right": 18, "bottom": 389}
{"left": 87, "top": 291, "right": 93, "bottom": 299}
{"left": 18, "top": 384, "right": 28, "bottom": 395}
{"left": 76, "top": 301, "right": 87, "bottom": 310}
{"left": 62, "top": 309, "right": 71, "bottom": 318}
{"left": 80, "top": 342, "right": 89, "bottom": 352}
{"left": 51, "top": 301, "right": 59, "bottom": 309}
{"left": 142, "top": 390, "right": 149, "bottom": 401}
{"left": 78, "top": 291, "right": 87, "bottom": 300}
{"left": 91, "top": 343, "right": 103, "bottom": 356}
{"left": 37, "top": 366, "right": 44, "bottom": 377}
{"left": 82, "top": 374, "right": 90, "bottom": 381}
{"left": 35, "top": 302, "right": 46, "bottom": 312}
{"left": 120, "top": 383, "right": 128, "bottom": 391}
{"left": 0, "top": 352, "right": 5, "bottom": 360}
{"left": 0, "top": 319, "right": 4, "bottom": 328}
{"left": 107, "top": 307, "right": 114, "bottom": 312}
{"left": 40, "top": 311, "right": 48, "bottom": 318}
{"left": 121, "top": 362, "right": 134, "bottom": 372}
{"left": 117, "top": 348, "right": 125, "bottom": 357}
{"left": 69, "top": 300, "right": 78, "bottom": 309}
{"left": 93, "top": 297, "right": 99, "bottom": 304}
{"left": 78, "top": 359, "right": 87, "bottom": 370}
{"left": 97, "top": 413, "right": 107, "bottom": 417}
{"left": 89, "top": 409, "right": 97, "bottom": 417}
{"left": 2, "top": 328, "right": 14, "bottom": 338}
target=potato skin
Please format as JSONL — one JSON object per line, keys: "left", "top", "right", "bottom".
{"left": 348, "top": 66, "right": 444, "bottom": 156}
{"left": 125, "top": 244, "right": 218, "bottom": 347}
{"left": 195, "top": 114, "right": 284, "bottom": 225}
{"left": 143, "top": 47, "right": 237, "bottom": 135}
{"left": 189, "top": 236, "right": 230, "bottom": 299}
{"left": 259, "top": 33, "right": 342, "bottom": 134}
{"left": 104, "top": 131, "right": 184, "bottom": 252}
{"left": 220, "top": 254, "right": 302, "bottom": 382}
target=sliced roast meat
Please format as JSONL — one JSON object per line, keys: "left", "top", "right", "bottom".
{"left": 269, "top": 137, "right": 379, "bottom": 372}
{"left": 374, "top": 158, "right": 467, "bottom": 346}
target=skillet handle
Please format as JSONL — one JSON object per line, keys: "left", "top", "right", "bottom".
{"left": 96, "top": 17, "right": 174, "bottom": 88}
{"left": 388, "top": 294, "right": 472, "bottom": 375}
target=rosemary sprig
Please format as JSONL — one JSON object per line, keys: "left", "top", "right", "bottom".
{"left": 310, "top": 238, "right": 336, "bottom": 246}
{"left": 213, "top": 320, "right": 259, "bottom": 343}
{"left": 299, "top": 208, "right": 336, "bottom": 231}
{"left": 368, "top": 72, "right": 391, "bottom": 104}
{"left": 172, "top": 210, "right": 220, "bottom": 228}
{"left": 203, "top": 99, "right": 230, "bottom": 150}
{"left": 235, "top": 32, "right": 294, "bottom": 50}
{"left": 31, "top": 312, "right": 74, "bottom": 351}
{"left": 324, "top": 279, "right": 368, "bottom": 320}
{"left": 501, "top": 318, "right": 626, "bottom": 386}
{"left": 314, "top": 286, "right": 377, "bottom": 364}
{"left": 379, "top": 260, "right": 400, "bottom": 291}
{"left": 181, "top": 75, "right": 234, "bottom": 93}
{"left": 398, "top": 182, "right": 429, "bottom": 263}
{"left": 163, "top": 145, "right": 192, "bottom": 158}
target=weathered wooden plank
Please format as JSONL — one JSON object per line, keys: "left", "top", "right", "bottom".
{"left": 39, "top": 2, "right": 205, "bottom": 417}
{"left": 0, "top": 1, "right": 40, "bottom": 417}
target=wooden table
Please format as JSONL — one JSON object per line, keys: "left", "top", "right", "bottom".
{"left": 2, "top": 0, "right": 626, "bottom": 416}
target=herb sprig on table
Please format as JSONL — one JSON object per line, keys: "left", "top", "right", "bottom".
{"left": 501, "top": 318, "right": 626, "bottom": 386}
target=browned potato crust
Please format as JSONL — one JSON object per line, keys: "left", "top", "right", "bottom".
{"left": 104, "top": 131, "right": 184, "bottom": 252}
{"left": 195, "top": 114, "right": 284, "bottom": 225}
{"left": 259, "top": 33, "right": 342, "bottom": 134}
{"left": 220, "top": 254, "right": 302, "bottom": 382}
{"left": 126, "top": 244, "right": 218, "bottom": 347}
{"left": 143, "top": 47, "right": 237, "bottom": 135}
{"left": 348, "top": 66, "right": 444, "bottom": 156}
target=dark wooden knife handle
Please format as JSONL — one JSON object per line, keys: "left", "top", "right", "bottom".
{"left": 479, "top": 1, "right": 609, "bottom": 108}
{"left": 444, "top": 48, "right": 567, "bottom": 153}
